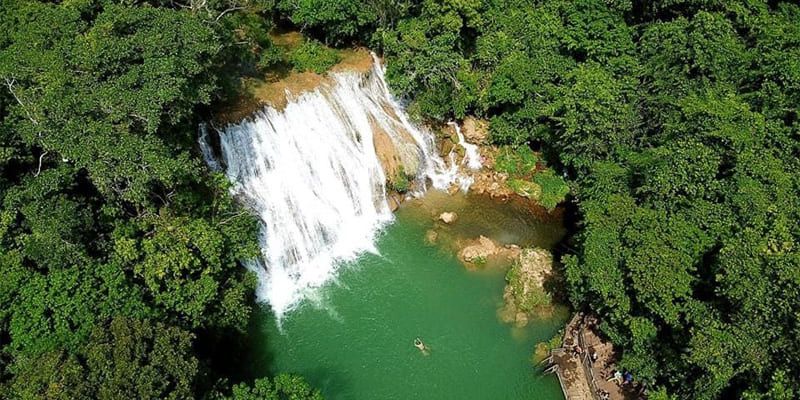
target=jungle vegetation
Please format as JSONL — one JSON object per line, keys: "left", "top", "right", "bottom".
{"left": 285, "top": 0, "right": 800, "bottom": 398}
{"left": 0, "top": 0, "right": 320, "bottom": 398}
{"left": 1, "top": 0, "right": 798, "bottom": 399}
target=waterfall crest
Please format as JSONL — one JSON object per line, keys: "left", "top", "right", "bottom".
{"left": 202, "top": 56, "right": 477, "bottom": 317}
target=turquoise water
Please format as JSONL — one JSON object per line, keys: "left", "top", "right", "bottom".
{"left": 245, "top": 194, "right": 567, "bottom": 400}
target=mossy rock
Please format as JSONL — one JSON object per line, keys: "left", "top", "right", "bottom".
{"left": 507, "top": 178, "right": 542, "bottom": 200}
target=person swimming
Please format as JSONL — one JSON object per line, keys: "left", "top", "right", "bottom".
{"left": 414, "top": 337, "right": 429, "bottom": 355}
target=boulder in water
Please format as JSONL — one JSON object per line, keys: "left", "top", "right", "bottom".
{"left": 459, "top": 236, "right": 499, "bottom": 264}
{"left": 438, "top": 212, "right": 457, "bottom": 224}
{"left": 499, "top": 248, "right": 555, "bottom": 326}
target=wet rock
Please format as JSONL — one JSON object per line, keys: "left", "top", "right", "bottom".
{"left": 438, "top": 211, "right": 457, "bottom": 224}
{"left": 459, "top": 236, "right": 500, "bottom": 263}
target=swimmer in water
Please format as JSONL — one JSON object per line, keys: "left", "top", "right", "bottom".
{"left": 414, "top": 337, "right": 429, "bottom": 355}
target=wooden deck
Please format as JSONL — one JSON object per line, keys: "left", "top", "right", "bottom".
{"left": 552, "top": 347, "right": 596, "bottom": 400}
{"left": 548, "top": 313, "right": 646, "bottom": 400}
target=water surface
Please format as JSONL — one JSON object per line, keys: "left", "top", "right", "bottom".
{"left": 245, "top": 195, "right": 567, "bottom": 400}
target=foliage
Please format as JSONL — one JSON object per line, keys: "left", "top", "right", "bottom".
{"left": 494, "top": 146, "right": 539, "bottom": 177}
{"left": 276, "top": 0, "right": 397, "bottom": 45}
{"left": 228, "top": 374, "right": 324, "bottom": 400}
{"left": 533, "top": 171, "right": 570, "bottom": 211}
{"left": 495, "top": 146, "right": 568, "bottom": 209}
{"left": 0, "top": 0, "right": 313, "bottom": 398}
{"left": 2, "top": 0, "right": 800, "bottom": 398}
{"left": 387, "top": 165, "right": 410, "bottom": 193}
{"left": 289, "top": 40, "right": 341, "bottom": 74}
{"left": 363, "top": 0, "right": 800, "bottom": 398}
{"left": 506, "top": 259, "right": 551, "bottom": 312}
{"left": 6, "top": 317, "right": 198, "bottom": 400}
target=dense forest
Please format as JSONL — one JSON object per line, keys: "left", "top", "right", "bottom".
{"left": 1, "top": 0, "right": 798, "bottom": 399}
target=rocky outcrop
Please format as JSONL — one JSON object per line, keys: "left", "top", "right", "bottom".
{"left": 499, "top": 248, "right": 555, "bottom": 327}
{"left": 386, "top": 192, "right": 402, "bottom": 212}
{"left": 470, "top": 170, "right": 516, "bottom": 200}
{"left": 459, "top": 236, "right": 499, "bottom": 263}
{"left": 461, "top": 117, "right": 489, "bottom": 144}
{"left": 373, "top": 125, "right": 407, "bottom": 189}
{"left": 457, "top": 236, "right": 521, "bottom": 269}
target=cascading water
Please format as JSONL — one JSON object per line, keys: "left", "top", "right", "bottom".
{"left": 448, "top": 122, "right": 483, "bottom": 171}
{"left": 201, "top": 55, "right": 479, "bottom": 317}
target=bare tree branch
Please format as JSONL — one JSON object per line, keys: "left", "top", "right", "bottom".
{"left": 214, "top": 6, "right": 245, "bottom": 22}
{"left": 34, "top": 151, "right": 48, "bottom": 177}
{"left": 4, "top": 78, "right": 39, "bottom": 126}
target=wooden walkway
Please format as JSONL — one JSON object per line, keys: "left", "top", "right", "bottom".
{"left": 551, "top": 347, "right": 596, "bottom": 400}
{"left": 548, "top": 313, "right": 645, "bottom": 400}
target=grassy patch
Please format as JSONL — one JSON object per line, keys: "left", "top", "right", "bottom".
{"left": 533, "top": 171, "right": 569, "bottom": 211}
{"left": 289, "top": 40, "right": 341, "bottom": 74}
{"left": 507, "top": 178, "right": 542, "bottom": 200}
{"left": 495, "top": 145, "right": 568, "bottom": 209}
{"left": 506, "top": 261, "right": 552, "bottom": 312}
{"left": 387, "top": 165, "right": 411, "bottom": 193}
{"left": 495, "top": 146, "right": 539, "bottom": 176}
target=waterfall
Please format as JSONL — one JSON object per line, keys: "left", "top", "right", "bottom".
{"left": 202, "top": 55, "right": 475, "bottom": 317}
{"left": 198, "top": 123, "right": 221, "bottom": 172}
{"left": 448, "top": 122, "right": 483, "bottom": 171}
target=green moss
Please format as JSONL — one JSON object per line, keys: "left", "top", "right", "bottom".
{"left": 508, "top": 178, "right": 542, "bottom": 200}
{"left": 495, "top": 146, "right": 539, "bottom": 176}
{"left": 506, "top": 261, "right": 551, "bottom": 312}
{"left": 494, "top": 146, "right": 568, "bottom": 209}
{"left": 289, "top": 40, "right": 341, "bottom": 74}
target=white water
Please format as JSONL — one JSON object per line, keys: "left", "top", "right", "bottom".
{"left": 201, "top": 56, "right": 477, "bottom": 317}
{"left": 198, "top": 123, "right": 221, "bottom": 172}
{"left": 449, "top": 122, "right": 483, "bottom": 171}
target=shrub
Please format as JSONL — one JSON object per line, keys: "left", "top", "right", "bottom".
{"left": 533, "top": 171, "right": 570, "bottom": 210}
{"left": 495, "top": 146, "right": 540, "bottom": 177}
{"left": 289, "top": 40, "right": 341, "bottom": 74}
{"left": 387, "top": 166, "right": 410, "bottom": 193}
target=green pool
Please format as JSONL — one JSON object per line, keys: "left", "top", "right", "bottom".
{"left": 244, "top": 194, "right": 567, "bottom": 400}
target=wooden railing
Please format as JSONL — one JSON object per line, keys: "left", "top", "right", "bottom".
{"left": 551, "top": 348, "right": 571, "bottom": 400}
{"left": 576, "top": 327, "right": 602, "bottom": 400}
{"left": 551, "top": 313, "right": 603, "bottom": 400}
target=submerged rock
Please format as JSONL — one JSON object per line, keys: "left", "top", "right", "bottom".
{"left": 459, "top": 236, "right": 499, "bottom": 264}
{"left": 425, "top": 229, "right": 439, "bottom": 245}
{"left": 438, "top": 211, "right": 458, "bottom": 224}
